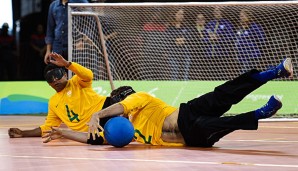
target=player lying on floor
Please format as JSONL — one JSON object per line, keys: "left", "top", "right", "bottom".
{"left": 44, "top": 58, "right": 293, "bottom": 147}
{"left": 8, "top": 53, "right": 132, "bottom": 145}
{"left": 42, "top": 86, "right": 135, "bottom": 145}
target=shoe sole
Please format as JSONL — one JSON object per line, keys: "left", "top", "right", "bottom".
{"left": 283, "top": 58, "right": 293, "bottom": 78}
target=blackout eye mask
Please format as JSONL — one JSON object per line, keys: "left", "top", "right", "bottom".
{"left": 45, "top": 68, "right": 65, "bottom": 83}
{"left": 110, "top": 87, "right": 135, "bottom": 104}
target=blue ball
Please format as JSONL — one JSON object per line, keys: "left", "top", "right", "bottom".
{"left": 104, "top": 116, "right": 134, "bottom": 148}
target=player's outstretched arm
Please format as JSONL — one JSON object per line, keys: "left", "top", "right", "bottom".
{"left": 8, "top": 127, "right": 42, "bottom": 138}
{"left": 42, "top": 127, "right": 88, "bottom": 144}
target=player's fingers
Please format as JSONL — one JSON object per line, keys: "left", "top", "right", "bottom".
{"left": 42, "top": 133, "right": 50, "bottom": 138}
{"left": 42, "top": 135, "right": 48, "bottom": 139}
{"left": 49, "top": 53, "right": 61, "bottom": 62}
{"left": 8, "top": 129, "right": 21, "bottom": 138}
{"left": 89, "top": 125, "right": 96, "bottom": 140}
{"left": 8, "top": 129, "right": 13, "bottom": 136}
{"left": 52, "top": 53, "right": 59, "bottom": 59}
{"left": 92, "top": 131, "right": 96, "bottom": 140}
{"left": 97, "top": 124, "right": 104, "bottom": 132}
{"left": 8, "top": 131, "right": 14, "bottom": 138}
{"left": 51, "top": 52, "right": 58, "bottom": 56}
{"left": 43, "top": 137, "right": 51, "bottom": 143}
{"left": 95, "top": 128, "right": 100, "bottom": 138}
{"left": 96, "top": 118, "right": 104, "bottom": 131}
{"left": 49, "top": 52, "right": 55, "bottom": 58}
{"left": 53, "top": 52, "right": 63, "bottom": 60}
{"left": 43, "top": 136, "right": 52, "bottom": 143}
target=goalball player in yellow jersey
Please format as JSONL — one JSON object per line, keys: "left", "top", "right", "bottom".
{"left": 85, "top": 58, "right": 293, "bottom": 147}
{"left": 42, "top": 86, "right": 137, "bottom": 145}
{"left": 8, "top": 53, "right": 119, "bottom": 145}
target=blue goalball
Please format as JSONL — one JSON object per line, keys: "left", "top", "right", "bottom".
{"left": 104, "top": 116, "right": 135, "bottom": 148}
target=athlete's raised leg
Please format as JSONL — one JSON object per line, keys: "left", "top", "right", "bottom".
{"left": 186, "top": 58, "right": 292, "bottom": 117}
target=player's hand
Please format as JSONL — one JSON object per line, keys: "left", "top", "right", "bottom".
{"left": 8, "top": 128, "right": 23, "bottom": 138}
{"left": 48, "top": 52, "right": 70, "bottom": 67}
{"left": 87, "top": 113, "right": 104, "bottom": 140}
{"left": 42, "top": 127, "right": 63, "bottom": 143}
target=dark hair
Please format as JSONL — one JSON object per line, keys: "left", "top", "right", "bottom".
{"left": 110, "top": 86, "right": 136, "bottom": 104}
{"left": 43, "top": 63, "right": 66, "bottom": 80}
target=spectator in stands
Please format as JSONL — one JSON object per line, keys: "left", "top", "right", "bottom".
{"left": 166, "top": 9, "right": 192, "bottom": 80}
{"left": 140, "top": 11, "right": 168, "bottom": 80}
{"left": 30, "top": 24, "right": 47, "bottom": 80}
{"left": 0, "top": 22, "right": 16, "bottom": 81}
{"left": 44, "top": 0, "right": 88, "bottom": 64}
{"left": 236, "top": 9, "right": 266, "bottom": 73}
{"left": 193, "top": 13, "right": 208, "bottom": 45}
{"left": 190, "top": 13, "right": 209, "bottom": 80}
{"left": 205, "top": 7, "right": 235, "bottom": 80}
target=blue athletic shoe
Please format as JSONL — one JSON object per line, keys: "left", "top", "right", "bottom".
{"left": 255, "top": 95, "right": 282, "bottom": 120}
{"left": 275, "top": 58, "right": 293, "bottom": 78}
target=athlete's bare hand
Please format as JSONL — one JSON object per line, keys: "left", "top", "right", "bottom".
{"left": 42, "top": 127, "right": 63, "bottom": 143}
{"left": 87, "top": 113, "right": 104, "bottom": 140}
{"left": 8, "top": 128, "right": 23, "bottom": 138}
{"left": 48, "top": 53, "right": 70, "bottom": 67}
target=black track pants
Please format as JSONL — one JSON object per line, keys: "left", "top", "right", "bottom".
{"left": 178, "top": 69, "right": 266, "bottom": 147}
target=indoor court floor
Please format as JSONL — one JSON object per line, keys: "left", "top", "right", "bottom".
{"left": 0, "top": 115, "right": 298, "bottom": 171}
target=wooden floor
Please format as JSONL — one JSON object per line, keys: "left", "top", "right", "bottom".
{"left": 1, "top": 116, "right": 298, "bottom": 171}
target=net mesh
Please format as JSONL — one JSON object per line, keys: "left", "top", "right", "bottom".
{"left": 69, "top": 2, "right": 297, "bottom": 82}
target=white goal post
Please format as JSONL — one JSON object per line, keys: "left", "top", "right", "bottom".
{"left": 68, "top": 2, "right": 297, "bottom": 117}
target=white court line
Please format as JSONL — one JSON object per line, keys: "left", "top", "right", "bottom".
{"left": 259, "top": 126, "right": 298, "bottom": 129}
{"left": 0, "top": 154, "right": 298, "bottom": 168}
{"left": 1, "top": 133, "right": 296, "bottom": 143}
{"left": 222, "top": 139, "right": 298, "bottom": 143}
{"left": 1, "top": 134, "right": 296, "bottom": 143}
{"left": 260, "top": 119, "right": 298, "bottom": 122}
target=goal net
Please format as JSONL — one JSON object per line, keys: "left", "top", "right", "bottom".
{"left": 69, "top": 2, "right": 297, "bottom": 117}
{"left": 69, "top": 2, "right": 297, "bottom": 82}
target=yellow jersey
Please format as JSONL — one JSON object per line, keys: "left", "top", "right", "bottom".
{"left": 40, "top": 62, "right": 106, "bottom": 135}
{"left": 119, "top": 92, "right": 183, "bottom": 146}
